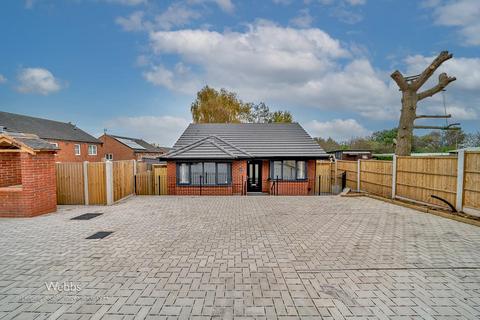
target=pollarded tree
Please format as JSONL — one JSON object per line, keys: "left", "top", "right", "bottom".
{"left": 391, "top": 51, "right": 457, "bottom": 156}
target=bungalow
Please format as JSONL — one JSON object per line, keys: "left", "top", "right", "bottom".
{"left": 0, "top": 111, "right": 102, "bottom": 162}
{"left": 160, "top": 123, "right": 328, "bottom": 195}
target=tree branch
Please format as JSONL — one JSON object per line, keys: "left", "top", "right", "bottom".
{"left": 412, "top": 51, "right": 453, "bottom": 90}
{"left": 390, "top": 70, "right": 409, "bottom": 91}
{"left": 417, "top": 73, "right": 456, "bottom": 100}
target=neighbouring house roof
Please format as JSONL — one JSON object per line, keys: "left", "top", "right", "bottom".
{"left": 163, "top": 123, "right": 327, "bottom": 159}
{"left": 0, "top": 132, "right": 58, "bottom": 154}
{"left": 109, "top": 134, "right": 169, "bottom": 153}
{"left": 328, "top": 149, "right": 372, "bottom": 153}
{"left": 0, "top": 111, "right": 101, "bottom": 144}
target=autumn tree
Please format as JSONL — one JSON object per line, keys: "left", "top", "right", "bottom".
{"left": 391, "top": 51, "right": 457, "bottom": 156}
{"left": 191, "top": 86, "right": 251, "bottom": 123}
{"left": 191, "top": 86, "right": 293, "bottom": 123}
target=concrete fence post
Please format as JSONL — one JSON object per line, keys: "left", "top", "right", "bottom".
{"left": 456, "top": 150, "right": 465, "bottom": 212}
{"left": 105, "top": 160, "right": 114, "bottom": 205}
{"left": 133, "top": 160, "right": 137, "bottom": 194}
{"left": 391, "top": 155, "right": 397, "bottom": 199}
{"left": 83, "top": 161, "right": 89, "bottom": 205}
{"left": 357, "top": 159, "right": 361, "bottom": 192}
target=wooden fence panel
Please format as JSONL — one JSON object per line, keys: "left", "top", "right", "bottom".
{"left": 360, "top": 160, "right": 392, "bottom": 198}
{"left": 337, "top": 160, "right": 357, "bottom": 190}
{"left": 464, "top": 152, "right": 480, "bottom": 211}
{"left": 56, "top": 163, "right": 84, "bottom": 204}
{"left": 136, "top": 162, "right": 148, "bottom": 174}
{"left": 88, "top": 162, "right": 106, "bottom": 205}
{"left": 153, "top": 165, "right": 168, "bottom": 195}
{"left": 396, "top": 156, "right": 457, "bottom": 209}
{"left": 135, "top": 171, "right": 153, "bottom": 195}
{"left": 113, "top": 160, "right": 134, "bottom": 201}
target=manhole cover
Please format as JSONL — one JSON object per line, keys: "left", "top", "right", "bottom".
{"left": 71, "top": 213, "right": 103, "bottom": 220}
{"left": 86, "top": 231, "right": 113, "bottom": 239}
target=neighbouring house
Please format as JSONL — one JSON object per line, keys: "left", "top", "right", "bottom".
{"left": 0, "top": 111, "right": 102, "bottom": 162}
{"left": 99, "top": 134, "right": 170, "bottom": 161}
{"left": 160, "top": 123, "right": 329, "bottom": 195}
{"left": 0, "top": 131, "right": 57, "bottom": 217}
{"left": 328, "top": 149, "right": 373, "bottom": 161}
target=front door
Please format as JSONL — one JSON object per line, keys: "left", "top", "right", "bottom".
{"left": 247, "top": 160, "right": 262, "bottom": 192}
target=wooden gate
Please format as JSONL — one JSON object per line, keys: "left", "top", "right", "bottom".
{"left": 56, "top": 162, "right": 85, "bottom": 204}
{"left": 153, "top": 165, "right": 168, "bottom": 195}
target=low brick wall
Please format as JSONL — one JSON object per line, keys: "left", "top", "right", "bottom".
{"left": 0, "top": 152, "right": 57, "bottom": 218}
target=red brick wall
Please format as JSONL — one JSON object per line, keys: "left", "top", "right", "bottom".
{"left": 0, "top": 153, "right": 22, "bottom": 187}
{"left": 262, "top": 160, "right": 270, "bottom": 193}
{"left": 270, "top": 159, "right": 316, "bottom": 195}
{"left": 48, "top": 139, "right": 102, "bottom": 162}
{"left": 98, "top": 134, "right": 135, "bottom": 161}
{"left": 167, "top": 160, "right": 247, "bottom": 195}
{"left": 0, "top": 151, "right": 57, "bottom": 217}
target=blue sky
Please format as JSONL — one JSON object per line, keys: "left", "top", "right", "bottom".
{"left": 0, "top": 0, "right": 479, "bottom": 146}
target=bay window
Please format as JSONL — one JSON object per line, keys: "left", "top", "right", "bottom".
{"left": 176, "top": 162, "right": 231, "bottom": 185}
{"left": 270, "top": 160, "right": 307, "bottom": 180}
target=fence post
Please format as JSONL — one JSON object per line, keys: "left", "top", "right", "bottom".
{"left": 456, "top": 149, "right": 465, "bottom": 212}
{"left": 83, "top": 161, "right": 89, "bottom": 205}
{"left": 391, "top": 155, "right": 397, "bottom": 199}
{"left": 357, "top": 159, "right": 361, "bottom": 192}
{"left": 318, "top": 175, "right": 321, "bottom": 196}
{"left": 132, "top": 160, "right": 137, "bottom": 194}
{"left": 105, "top": 161, "right": 114, "bottom": 205}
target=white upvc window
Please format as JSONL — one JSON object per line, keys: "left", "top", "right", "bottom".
{"left": 105, "top": 153, "right": 113, "bottom": 160}
{"left": 51, "top": 142, "right": 58, "bottom": 148}
{"left": 74, "top": 144, "right": 81, "bottom": 156}
{"left": 88, "top": 145, "right": 97, "bottom": 156}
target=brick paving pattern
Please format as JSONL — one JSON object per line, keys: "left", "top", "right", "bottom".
{"left": 0, "top": 196, "right": 479, "bottom": 319}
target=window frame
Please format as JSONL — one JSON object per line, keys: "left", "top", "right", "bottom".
{"left": 105, "top": 153, "right": 113, "bottom": 160}
{"left": 88, "top": 145, "right": 97, "bottom": 156}
{"left": 269, "top": 160, "right": 308, "bottom": 181}
{"left": 176, "top": 162, "right": 232, "bottom": 186}
{"left": 74, "top": 144, "right": 81, "bottom": 156}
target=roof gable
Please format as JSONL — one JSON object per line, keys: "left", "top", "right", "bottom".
{"left": 166, "top": 123, "right": 326, "bottom": 159}
{"left": 0, "top": 111, "right": 100, "bottom": 143}
{"left": 165, "top": 135, "right": 250, "bottom": 159}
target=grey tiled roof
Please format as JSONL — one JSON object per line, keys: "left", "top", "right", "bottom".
{"left": 164, "top": 123, "right": 327, "bottom": 159}
{"left": 110, "top": 135, "right": 169, "bottom": 153}
{"left": 0, "top": 111, "right": 100, "bottom": 143}
{"left": 0, "top": 132, "right": 58, "bottom": 151}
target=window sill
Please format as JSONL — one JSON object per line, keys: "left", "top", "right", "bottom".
{"left": 0, "top": 185, "right": 23, "bottom": 192}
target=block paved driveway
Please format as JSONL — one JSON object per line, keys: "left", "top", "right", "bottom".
{"left": 1, "top": 196, "right": 480, "bottom": 320}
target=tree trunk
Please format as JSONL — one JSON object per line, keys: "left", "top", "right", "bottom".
{"left": 395, "top": 90, "right": 418, "bottom": 156}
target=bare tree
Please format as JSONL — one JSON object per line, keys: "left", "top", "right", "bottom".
{"left": 391, "top": 51, "right": 457, "bottom": 156}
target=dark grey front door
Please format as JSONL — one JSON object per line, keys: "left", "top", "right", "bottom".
{"left": 247, "top": 160, "right": 262, "bottom": 192}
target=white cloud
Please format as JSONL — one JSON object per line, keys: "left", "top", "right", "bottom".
{"left": 213, "top": 0, "right": 234, "bottom": 12}
{"left": 146, "top": 22, "right": 400, "bottom": 119}
{"left": 104, "top": 0, "right": 146, "bottom": 5}
{"left": 428, "top": 0, "right": 480, "bottom": 46}
{"left": 272, "top": 0, "right": 292, "bottom": 5}
{"left": 116, "top": 11, "right": 146, "bottom": 31}
{"left": 290, "top": 9, "right": 313, "bottom": 28}
{"left": 345, "top": 0, "right": 366, "bottom": 5}
{"left": 0, "top": 74, "right": 6, "bottom": 84}
{"left": 305, "top": 119, "right": 371, "bottom": 140}
{"left": 104, "top": 115, "right": 190, "bottom": 146}
{"left": 155, "top": 3, "right": 200, "bottom": 30}
{"left": 16, "top": 68, "right": 63, "bottom": 95}
{"left": 116, "top": 3, "right": 201, "bottom": 32}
